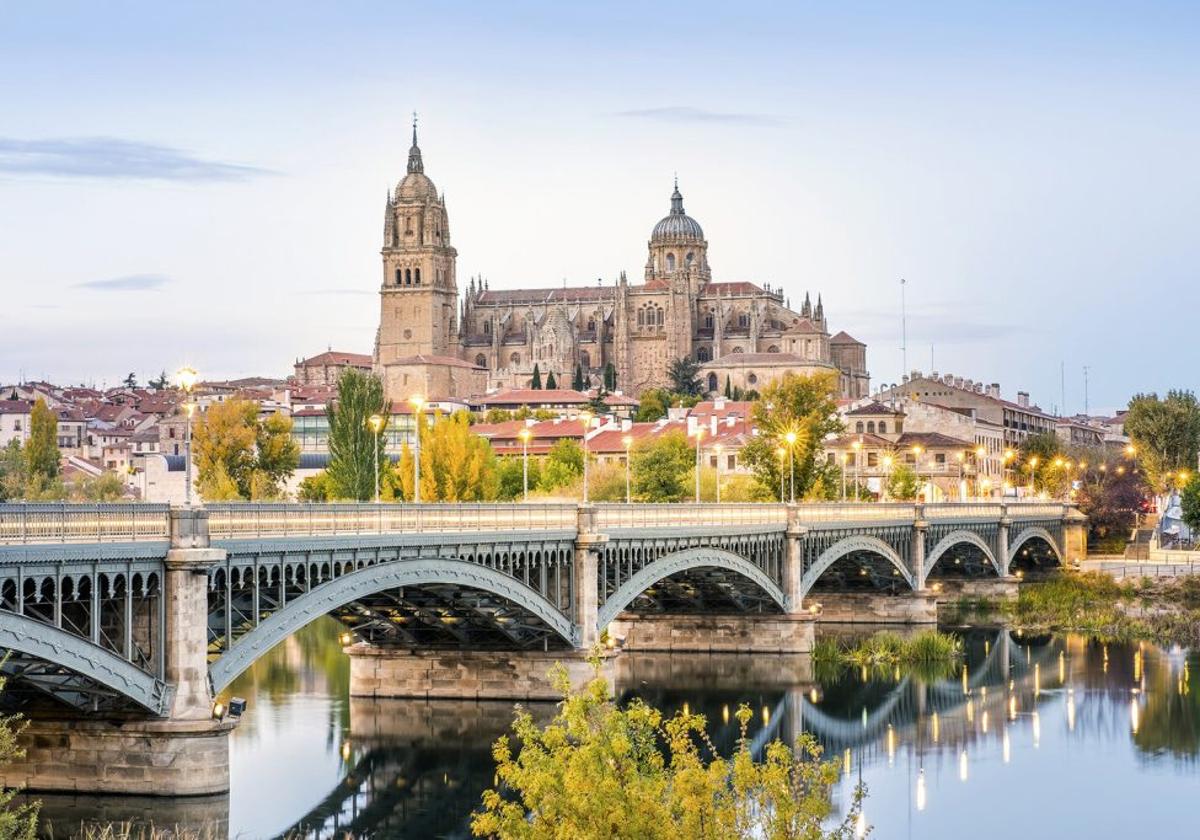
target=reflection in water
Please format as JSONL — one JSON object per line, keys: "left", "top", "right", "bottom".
{"left": 29, "top": 620, "right": 1200, "bottom": 839}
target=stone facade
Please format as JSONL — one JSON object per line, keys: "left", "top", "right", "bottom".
{"left": 375, "top": 126, "right": 870, "bottom": 403}
{"left": 809, "top": 592, "right": 939, "bottom": 624}
{"left": 608, "top": 613, "right": 815, "bottom": 654}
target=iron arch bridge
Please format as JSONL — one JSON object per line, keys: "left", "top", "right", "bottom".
{"left": 0, "top": 500, "right": 1078, "bottom": 716}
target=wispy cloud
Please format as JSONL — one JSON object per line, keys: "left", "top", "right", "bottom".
{"left": 306, "top": 288, "right": 374, "bottom": 296}
{"left": 76, "top": 274, "right": 171, "bottom": 291}
{"left": 618, "top": 106, "right": 783, "bottom": 127}
{"left": 0, "top": 137, "right": 272, "bottom": 182}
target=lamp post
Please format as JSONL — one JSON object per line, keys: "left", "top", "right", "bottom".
{"left": 775, "top": 446, "right": 786, "bottom": 503}
{"left": 911, "top": 444, "right": 924, "bottom": 502}
{"left": 851, "top": 439, "right": 862, "bottom": 501}
{"left": 694, "top": 426, "right": 705, "bottom": 503}
{"left": 1003, "top": 449, "right": 1016, "bottom": 498}
{"left": 785, "top": 430, "right": 797, "bottom": 504}
{"left": 713, "top": 443, "right": 723, "bottom": 503}
{"left": 975, "top": 446, "right": 986, "bottom": 499}
{"left": 579, "top": 410, "right": 593, "bottom": 503}
{"left": 174, "top": 366, "right": 198, "bottom": 506}
{"left": 840, "top": 452, "right": 848, "bottom": 502}
{"left": 956, "top": 451, "right": 967, "bottom": 502}
{"left": 368, "top": 413, "right": 384, "bottom": 503}
{"left": 1028, "top": 456, "right": 1039, "bottom": 499}
{"left": 409, "top": 395, "right": 425, "bottom": 503}
{"left": 622, "top": 434, "right": 633, "bottom": 504}
{"left": 519, "top": 428, "right": 531, "bottom": 502}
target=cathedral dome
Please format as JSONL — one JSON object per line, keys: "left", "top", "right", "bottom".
{"left": 651, "top": 181, "right": 704, "bottom": 241}
{"left": 394, "top": 123, "right": 439, "bottom": 203}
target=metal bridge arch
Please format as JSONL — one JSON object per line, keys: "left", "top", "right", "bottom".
{"left": 0, "top": 611, "right": 169, "bottom": 715}
{"left": 1007, "top": 526, "right": 1062, "bottom": 568}
{"left": 597, "top": 546, "right": 787, "bottom": 631}
{"left": 210, "top": 558, "right": 578, "bottom": 693}
{"left": 925, "top": 529, "right": 1002, "bottom": 577}
{"left": 801, "top": 535, "right": 914, "bottom": 596}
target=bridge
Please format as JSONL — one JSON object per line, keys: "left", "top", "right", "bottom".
{"left": 0, "top": 500, "right": 1083, "bottom": 795}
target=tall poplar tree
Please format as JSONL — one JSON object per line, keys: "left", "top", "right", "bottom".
{"left": 530, "top": 364, "right": 542, "bottom": 390}
{"left": 25, "top": 399, "right": 60, "bottom": 482}
{"left": 326, "top": 370, "right": 390, "bottom": 501}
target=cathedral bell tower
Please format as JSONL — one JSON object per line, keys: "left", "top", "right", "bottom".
{"left": 375, "top": 118, "right": 459, "bottom": 373}
{"left": 644, "top": 179, "right": 711, "bottom": 295}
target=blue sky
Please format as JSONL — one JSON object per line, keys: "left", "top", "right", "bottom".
{"left": 1, "top": 1, "right": 1196, "bottom": 413}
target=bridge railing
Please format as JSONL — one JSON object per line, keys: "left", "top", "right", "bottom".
{"left": 594, "top": 503, "right": 788, "bottom": 530}
{"left": 925, "top": 503, "right": 1004, "bottom": 520}
{"left": 1006, "top": 503, "right": 1068, "bottom": 519}
{"left": 793, "top": 503, "right": 918, "bottom": 523}
{"left": 205, "top": 502, "right": 578, "bottom": 539}
{"left": 0, "top": 503, "right": 171, "bottom": 544}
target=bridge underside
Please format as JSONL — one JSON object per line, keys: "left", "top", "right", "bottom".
{"left": 331, "top": 584, "right": 573, "bottom": 651}
{"left": 808, "top": 551, "right": 912, "bottom": 594}
{"left": 623, "top": 568, "right": 784, "bottom": 617}
{"left": 928, "top": 543, "right": 998, "bottom": 579}
{"left": 0, "top": 656, "right": 151, "bottom": 716}
{"left": 1011, "top": 536, "right": 1060, "bottom": 574}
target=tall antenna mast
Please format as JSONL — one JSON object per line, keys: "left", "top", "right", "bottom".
{"left": 1083, "top": 366, "right": 1090, "bottom": 416}
{"left": 900, "top": 278, "right": 908, "bottom": 376}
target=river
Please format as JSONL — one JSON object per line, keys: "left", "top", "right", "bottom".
{"left": 31, "top": 618, "right": 1200, "bottom": 838}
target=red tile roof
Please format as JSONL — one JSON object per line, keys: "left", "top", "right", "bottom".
{"left": 0, "top": 400, "right": 31, "bottom": 415}
{"left": 830, "top": 331, "right": 864, "bottom": 345}
{"left": 298, "top": 350, "right": 373, "bottom": 367}
{"left": 476, "top": 286, "right": 615, "bottom": 305}
{"left": 476, "top": 389, "right": 590, "bottom": 406}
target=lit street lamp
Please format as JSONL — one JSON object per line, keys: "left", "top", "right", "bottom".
{"left": 174, "top": 366, "right": 198, "bottom": 506}
{"left": 911, "top": 445, "right": 924, "bottom": 502}
{"left": 882, "top": 454, "right": 894, "bottom": 501}
{"left": 775, "top": 446, "right": 786, "bottom": 503}
{"left": 368, "top": 413, "right": 384, "bottom": 503}
{"left": 519, "top": 427, "right": 532, "bottom": 502}
{"left": 851, "top": 439, "right": 862, "bottom": 501}
{"left": 579, "top": 411, "right": 593, "bottom": 503}
{"left": 1028, "top": 456, "right": 1039, "bottom": 498}
{"left": 409, "top": 395, "right": 425, "bottom": 503}
{"left": 622, "top": 434, "right": 633, "bottom": 504}
{"left": 785, "top": 430, "right": 797, "bottom": 504}
{"left": 693, "top": 425, "right": 706, "bottom": 503}
{"left": 713, "top": 443, "right": 723, "bottom": 503}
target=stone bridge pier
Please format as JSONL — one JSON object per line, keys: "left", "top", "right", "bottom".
{"left": 0, "top": 509, "right": 236, "bottom": 797}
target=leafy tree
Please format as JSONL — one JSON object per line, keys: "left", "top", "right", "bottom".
{"left": 635, "top": 388, "right": 671, "bottom": 422}
{"left": 741, "top": 372, "right": 842, "bottom": 501}
{"left": 886, "top": 462, "right": 921, "bottom": 501}
{"left": 193, "top": 399, "right": 299, "bottom": 500}
{"left": 0, "top": 672, "right": 38, "bottom": 839}
{"left": 667, "top": 357, "right": 702, "bottom": 397}
{"left": 123, "top": 372, "right": 138, "bottom": 389}
{"left": 603, "top": 362, "right": 617, "bottom": 391}
{"left": 724, "top": 375, "right": 732, "bottom": 399}
{"left": 396, "top": 411, "right": 500, "bottom": 501}
{"left": 485, "top": 408, "right": 515, "bottom": 423}
{"left": 326, "top": 369, "right": 389, "bottom": 501}
{"left": 572, "top": 364, "right": 585, "bottom": 391}
{"left": 73, "top": 471, "right": 126, "bottom": 501}
{"left": 631, "top": 430, "right": 693, "bottom": 502}
{"left": 1180, "top": 474, "right": 1200, "bottom": 535}
{"left": 1078, "top": 459, "right": 1150, "bottom": 551}
{"left": 25, "top": 399, "right": 59, "bottom": 483}
{"left": 1124, "top": 391, "right": 1200, "bottom": 494}
{"left": 538, "top": 439, "right": 584, "bottom": 492}
{"left": 531, "top": 364, "right": 542, "bottom": 390}
{"left": 498, "top": 456, "right": 541, "bottom": 500}
{"left": 0, "top": 442, "right": 26, "bottom": 502}
{"left": 149, "top": 370, "right": 170, "bottom": 390}
{"left": 1017, "top": 433, "right": 1073, "bottom": 497}
{"left": 298, "top": 471, "right": 332, "bottom": 502}
{"left": 472, "top": 661, "right": 866, "bottom": 840}
{"left": 546, "top": 371, "right": 558, "bottom": 389}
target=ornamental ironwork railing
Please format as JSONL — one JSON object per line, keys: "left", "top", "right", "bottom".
{"left": 594, "top": 503, "right": 788, "bottom": 530}
{"left": 0, "top": 503, "right": 170, "bottom": 544}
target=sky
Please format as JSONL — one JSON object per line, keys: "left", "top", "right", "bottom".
{"left": 1, "top": 1, "right": 1197, "bottom": 414}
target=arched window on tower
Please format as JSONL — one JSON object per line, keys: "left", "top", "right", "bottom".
{"left": 483, "top": 320, "right": 491, "bottom": 334}
{"left": 655, "top": 306, "right": 665, "bottom": 326}
{"left": 707, "top": 373, "right": 718, "bottom": 392}
{"left": 704, "top": 312, "right": 713, "bottom": 329}
{"left": 395, "top": 268, "right": 402, "bottom": 285}
{"left": 475, "top": 354, "right": 488, "bottom": 369}
{"left": 405, "top": 269, "right": 412, "bottom": 286}
{"left": 738, "top": 313, "right": 749, "bottom": 329}
{"left": 697, "top": 346, "right": 711, "bottom": 362}
{"left": 580, "top": 350, "right": 591, "bottom": 369}
{"left": 666, "top": 253, "right": 676, "bottom": 271}
{"left": 587, "top": 318, "right": 595, "bottom": 332}
{"left": 686, "top": 252, "right": 695, "bottom": 266}
{"left": 637, "top": 308, "right": 645, "bottom": 327}
{"left": 414, "top": 268, "right": 421, "bottom": 285}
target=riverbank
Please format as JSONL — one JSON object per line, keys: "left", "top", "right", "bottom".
{"left": 955, "top": 571, "right": 1200, "bottom": 646}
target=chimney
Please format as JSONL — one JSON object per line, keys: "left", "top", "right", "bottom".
{"left": 1017, "top": 391, "right": 1029, "bottom": 408}
{"left": 988, "top": 383, "right": 1001, "bottom": 399}
{"left": 714, "top": 397, "right": 726, "bottom": 410}
{"left": 964, "top": 379, "right": 974, "bottom": 391}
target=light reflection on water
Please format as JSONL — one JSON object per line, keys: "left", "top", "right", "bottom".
{"left": 31, "top": 620, "right": 1200, "bottom": 838}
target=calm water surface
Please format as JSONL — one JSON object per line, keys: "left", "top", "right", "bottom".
{"left": 35, "top": 618, "right": 1200, "bottom": 838}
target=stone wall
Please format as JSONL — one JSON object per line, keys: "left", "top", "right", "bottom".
{"left": 931, "top": 577, "right": 1019, "bottom": 604}
{"left": 0, "top": 718, "right": 233, "bottom": 796}
{"left": 614, "top": 651, "right": 813, "bottom": 691}
{"left": 808, "top": 593, "right": 938, "bottom": 624}
{"left": 347, "top": 646, "right": 616, "bottom": 700}
{"left": 607, "top": 613, "right": 814, "bottom": 653}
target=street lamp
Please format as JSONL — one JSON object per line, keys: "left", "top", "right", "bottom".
{"left": 693, "top": 425, "right": 706, "bottom": 503}
{"left": 911, "top": 445, "right": 924, "bottom": 502}
{"left": 775, "top": 446, "right": 786, "bottom": 503}
{"left": 851, "top": 439, "right": 862, "bottom": 502}
{"left": 579, "top": 410, "right": 593, "bottom": 503}
{"left": 785, "top": 430, "right": 797, "bottom": 504}
{"left": 174, "top": 366, "right": 198, "bottom": 506}
{"left": 622, "top": 434, "right": 633, "bottom": 504}
{"left": 519, "top": 427, "right": 532, "bottom": 502}
{"left": 368, "top": 413, "right": 384, "bottom": 503}
{"left": 713, "top": 443, "right": 723, "bottom": 503}
{"left": 956, "top": 451, "right": 967, "bottom": 502}
{"left": 975, "top": 446, "right": 986, "bottom": 499}
{"left": 1028, "top": 455, "right": 1039, "bottom": 498}
{"left": 409, "top": 394, "right": 425, "bottom": 503}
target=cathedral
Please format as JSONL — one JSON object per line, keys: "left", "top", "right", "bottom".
{"left": 374, "top": 124, "right": 870, "bottom": 402}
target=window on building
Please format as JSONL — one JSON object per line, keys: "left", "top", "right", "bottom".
{"left": 587, "top": 318, "right": 595, "bottom": 332}
{"left": 709, "top": 455, "right": 718, "bottom": 468}
{"left": 878, "top": 421, "right": 887, "bottom": 434}
{"left": 727, "top": 454, "right": 735, "bottom": 470}
{"left": 686, "top": 252, "right": 695, "bottom": 266}
{"left": 730, "top": 346, "right": 743, "bottom": 354}
{"left": 414, "top": 268, "right": 421, "bottom": 285}
{"left": 738, "top": 313, "right": 749, "bottom": 328}
{"left": 935, "top": 453, "right": 946, "bottom": 465}
{"left": 867, "top": 452, "right": 878, "bottom": 467}
{"left": 855, "top": 421, "right": 864, "bottom": 433}
{"left": 697, "top": 346, "right": 711, "bottom": 362}
{"left": 867, "top": 421, "right": 876, "bottom": 433}
{"left": 637, "top": 308, "right": 645, "bottom": 327}
{"left": 483, "top": 320, "right": 491, "bottom": 334}
{"left": 704, "top": 312, "right": 714, "bottom": 329}
{"left": 404, "top": 269, "right": 412, "bottom": 285}
{"left": 767, "top": 345, "right": 779, "bottom": 353}
{"left": 747, "top": 373, "right": 758, "bottom": 385}
{"left": 395, "top": 268, "right": 402, "bottom": 285}
{"left": 510, "top": 352, "right": 521, "bottom": 366}
{"left": 475, "top": 354, "right": 488, "bottom": 368}
{"left": 666, "top": 253, "right": 676, "bottom": 271}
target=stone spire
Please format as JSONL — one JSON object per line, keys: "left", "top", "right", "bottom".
{"left": 407, "top": 112, "right": 424, "bottom": 175}
{"left": 801, "top": 292, "right": 812, "bottom": 318}
{"left": 815, "top": 294, "right": 824, "bottom": 324}
{"left": 670, "top": 175, "right": 685, "bottom": 215}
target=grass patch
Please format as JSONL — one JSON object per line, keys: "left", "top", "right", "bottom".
{"left": 814, "top": 630, "right": 962, "bottom": 669}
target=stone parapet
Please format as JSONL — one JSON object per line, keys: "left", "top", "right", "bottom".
{"left": 608, "top": 612, "right": 814, "bottom": 653}
{"left": 347, "top": 646, "right": 616, "bottom": 701}
{"left": 0, "top": 717, "right": 234, "bottom": 796}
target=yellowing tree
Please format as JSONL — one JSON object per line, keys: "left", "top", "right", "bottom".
{"left": 396, "top": 411, "right": 500, "bottom": 501}
{"left": 192, "top": 399, "right": 299, "bottom": 500}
